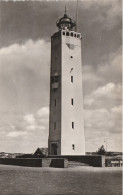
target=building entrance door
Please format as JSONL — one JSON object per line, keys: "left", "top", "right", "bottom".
{"left": 51, "top": 143, "right": 58, "bottom": 155}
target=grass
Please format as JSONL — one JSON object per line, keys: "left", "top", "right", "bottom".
{"left": 0, "top": 165, "right": 122, "bottom": 195}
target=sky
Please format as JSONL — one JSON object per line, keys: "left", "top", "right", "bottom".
{"left": 0, "top": 0, "right": 122, "bottom": 153}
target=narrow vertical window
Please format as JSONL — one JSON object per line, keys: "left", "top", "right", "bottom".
{"left": 72, "top": 122, "right": 74, "bottom": 129}
{"left": 54, "top": 122, "right": 56, "bottom": 130}
{"left": 55, "top": 99, "right": 56, "bottom": 107}
{"left": 71, "top": 98, "right": 74, "bottom": 106}
{"left": 63, "top": 31, "right": 65, "bottom": 36}
{"left": 72, "top": 144, "right": 75, "bottom": 150}
{"left": 71, "top": 76, "right": 73, "bottom": 83}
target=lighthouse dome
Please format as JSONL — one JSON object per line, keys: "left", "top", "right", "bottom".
{"left": 56, "top": 13, "right": 76, "bottom": 31}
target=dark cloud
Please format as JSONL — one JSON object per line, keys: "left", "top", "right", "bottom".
{"left": 0, "top": 1, "right": 64, "bottom": 46}
{"left": 0, "top": 1, "right": 122, "bottom": 66}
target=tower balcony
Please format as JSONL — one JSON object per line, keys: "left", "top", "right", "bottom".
{"left": 51, "top": 74, "right": 60, "bottom": 89}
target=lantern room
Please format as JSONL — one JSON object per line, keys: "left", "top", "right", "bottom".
{"left": 56, "top": 13, "right": 76, "bottom": 31}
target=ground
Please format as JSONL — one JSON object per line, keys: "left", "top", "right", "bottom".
{"left": 0, "top": 165, "right": 122, "bottom": 195}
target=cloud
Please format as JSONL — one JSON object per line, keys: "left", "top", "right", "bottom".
{"left": 85, "top": 107, "right": 122, "bottom": 131}
{"left": 0, "top": 106, "right": 49, "bottom": 152}
{"left": 0, "top": 39, "right": 50, "bottom": 113}
{"left": 84, "top": 82, "right": 122, "bottom": 107}
{"left": 84, "top": 105, "right": 122, "bottom": 151}
{"left": 7, "top": 131, "right": 27, "bottom": 138}
{"left": 87, "top": 0, "right": 122, "bottom": 31}
{"left": 26, "top": 124, "right": 45, "bottom": 131}
{"left": 23, "top": 107, "right": 49, "bottom": 132}
{"left": 83, "top": 47, "right": 122, "bottom": 152}
{"left": 85, "top": 108, "right": 111, "bottom": 129}
{"left": 37, "top": 107, "right": 49, "bottom": 118}
{"left": 83, "top": 46, "right": 122, "bottom": 95}
{"left": 24, "top": 114, "right": 35, "bottom": 125}
{"left": 97, "top": 47, "right": 122, "bottom": 84}
{"left": 111, "top": 105, "right": 122, "bottom": 114}
{"left": 0, "top": 39, "right": 50, "bottom": 73}
{"left": 93, "top": 83, "right": 121, "bottom": 99}
{"left": 93, "top": 83, "right": 115, "bottom": 96}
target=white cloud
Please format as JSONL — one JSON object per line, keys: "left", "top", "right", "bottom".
{"left": 93, "top": 83, "right": 120, "bottom": 97}
{"left": 24, "top": 114, "right": 35, "bottom": 125}
{"left": 83, "top": 47, "right": 122, "bottom": 97}
{"left": 23, "top": 107, "right": 48, "bottom": 132}
{"left": 7, "top": 131, "right": 27, "bottom": 138}
{"left": 26, "top": 124, "right": 37, "bottom": 131}
{"left": 26, "top": 124, "right": 45, "bottom": 131}
{"left": 111, "top": 105, "right": 122, "bottom": 114}
{"left": 0, "top": 39, "right": 50, "bottom": 70}
{"left": 84, "top": 82, "right": 122, "bottom": 106}
{"left": 37, "top": 107, "right": 49, "bottom": 118}
{"left": 0, "top": 106, "right": 49, "bottom": 152}
{"left": 0, "top": 39, "right": 50, "bottom": 113}
{"left": 84, "top": 105, "right": 122, "bottom": 152}
{"left": 0, "top": 38, "right": 51, "bottom": 152}
{"left": 85, "top": 106, "right": 122, "bottom": 132}
{"left": 84, "top": 97, "right": 94, "bottom": 106}
{"left": 83, "top": 50, "right": 122, "bottom": 152}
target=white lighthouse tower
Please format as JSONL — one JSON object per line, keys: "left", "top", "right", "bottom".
{"left": 48, "top": 10, "right": 85, "bottom": 155}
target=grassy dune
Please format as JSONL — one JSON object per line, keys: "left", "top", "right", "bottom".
{"left": 0, "top": 165, "right": 122, "bottom": 195}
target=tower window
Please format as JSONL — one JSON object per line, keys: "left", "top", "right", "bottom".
{"left": 72, "top": 122, "right": 74, "bottom": 129}
{"left": 70, "top": 68, "right": 73, "bottom": 73}
{"left": 54, "top": 122, "right": 56, "bottom": 130}
{"left": 66, "top": 32, "right": 69, "bottom": 36}
{"left": 71, "top": 32, "right": 73, "bottom": 37}
{"left": 77, "top": 34, "right": 80, "bottom": 38}
{"left": 51, "top": 75, "right": 59, "bottom": 89}
{"left": 72, "top": 144, "right": 75, "bottom": 150}
{"left": 71, "top": 98, "right": 74, "bottom": 106}
{"left": 63, "top": 31, "right": 65, "bottom": 36}
{"left": 74, "top": 34, "right": 76, "bottom": 37}
{"left": 52, "top": 75, "right": 59, "bottom": 83}
{"left": 70, "top": 56, "right": 73, "bottom": 58}
{"left": 71, "top": 76, "right": 73, "bottom": 83}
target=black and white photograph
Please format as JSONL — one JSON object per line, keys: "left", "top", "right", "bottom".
{"left": 0, "top": 0, "right": 122, "bottom": 194}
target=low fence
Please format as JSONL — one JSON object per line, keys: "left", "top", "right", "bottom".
{"left": 0, "top": 158, "right": 68, "bottom": 168}
{"left": 49, "top": 155, "right": 105, "bottom": 167}
{"left": 0, "top": 156, "right": 106, "bottom": 167}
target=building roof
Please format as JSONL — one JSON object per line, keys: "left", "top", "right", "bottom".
{"left": 34, "top": 147, "right": 48, "bottom": 157}
{"left": 56, "top": 13, "right": 76, "bottom": 30}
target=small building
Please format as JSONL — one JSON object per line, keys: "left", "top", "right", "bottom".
{"left": 34, "top": 148, "right": 48, "bottom": 157}
{"left": 105, "top": 158, "right": 122, "bottom": 167}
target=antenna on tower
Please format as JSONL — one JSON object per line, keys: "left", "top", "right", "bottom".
{"left": 64, "top": 5, "right": 68, "bottom": 15}
{"left": 65, "top": 5, "right": 67, "bottom": 15}
{"left": 76, "top": 0, "right": 79, "bottom": 32}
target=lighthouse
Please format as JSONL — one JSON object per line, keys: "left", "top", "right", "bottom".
{"left": 48, "top": 10, "right": 85, "bottom": 155}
